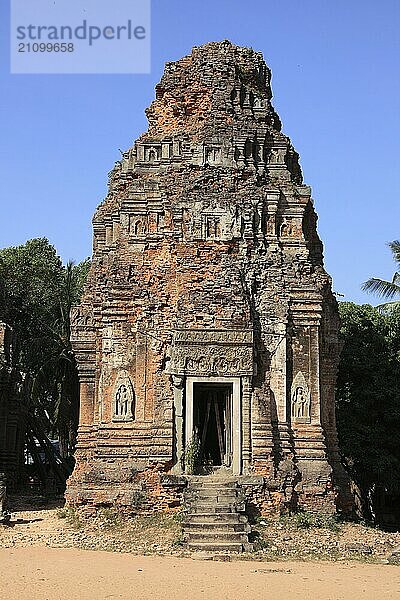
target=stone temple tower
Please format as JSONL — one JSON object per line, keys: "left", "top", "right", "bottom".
{"left": 67, "top": 42, "right": 348, "bottom": 514}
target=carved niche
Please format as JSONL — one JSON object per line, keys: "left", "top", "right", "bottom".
{"left": 279, "top": 218, "right": 303, "bottom": 239}
{"left": 129, "top": 215, "right": 148, "bottom": 236}
{"left": 269, "top": 147, "right": 286, "bottom": 164}
{"left": 112, "top": 371, "right": 135, "bottom": 422}
{"left": 205, "top": 216, "right": 221, "bottom": 239}
{"left": 290, "top": 371, "right": 311, "bottom": 424}
{"left": 170, "top": 329, "right": 253, "bottom": 377}
{"left": 145, "top": 145, "right": 161, "bottom": 163}
{"left": 204, "top": 145, "right": 222, "bottom": 165}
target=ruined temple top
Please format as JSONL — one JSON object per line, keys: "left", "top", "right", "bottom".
{"left": 108, "top": 40, "right": 303, "bottom": 187}
{"left": 145, "top": 40, "right": 282, "bottom": 137}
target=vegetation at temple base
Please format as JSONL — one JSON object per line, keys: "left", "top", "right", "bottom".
{"left": 0, "top": 238, "right": 89, "bottom": 489}
{"left": 336, "top": 302, "right": 400, "bottom": 527}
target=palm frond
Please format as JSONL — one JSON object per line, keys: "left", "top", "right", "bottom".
{"left": 361, "top": 277, "right": 400, "bottom": 299}
{"left": 375, "top": 300, "right": 400, "bottom": 314}
{"left": 387, "top": 240, "right": 400, "bottom": 266}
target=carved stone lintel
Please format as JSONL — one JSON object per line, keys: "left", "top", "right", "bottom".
{"left": 171, "top": 329, "right": 253, "bottom": 376}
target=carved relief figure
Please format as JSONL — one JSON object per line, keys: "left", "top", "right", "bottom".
{"left": 205, "top": 146, "right": 222, "bottom": 164}
{"left": 146, "top": 146, "right": 160, "bottom": 162}
{"left": 290, "top": 372, "right": 311, "bottom": 423}
{"left": 171, "top": 339, "right": 253, "bottom": 376}
{"left": 269, "top": 148, "right": 286, "bottom": 164}
{"left": 133, "top": 219, "right": 147, "bottom": 235}
{"left": 135, "top": 221, "right": 142, "bottom": 235}
{"left": 280, "top": 221, "right": 290, "bottom": 237}
{"left": 115, "top": 384, "right": 129, "bottom": 416}
{"left": 113, "top": 373, "right": 135, "bottom": 421}
{"left": 292, "top": 386, "right": 308, "bottom": 418}
{"left": 206, "top": 216, "right": 221, "bottom": 239}
{"left": 280, "top": 219, "right": 302, "bottom": 239}
{"left": 127, "top": 265, "right": 135, "bottom": 280}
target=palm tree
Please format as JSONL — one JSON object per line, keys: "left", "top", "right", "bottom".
{"left": 362, "top": 240, "right": 400, "bottom": 311}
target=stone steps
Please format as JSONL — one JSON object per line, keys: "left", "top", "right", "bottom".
{"left": 183, "top": 521, "right": 249, "bottom": 532}
{"left": 189, "top": 503, "right": 239, "bottom": 513}
{"left": 186, "top": 512, "right": 247, "bottom": 523}
{"left": 187, "top": 530, "right": 249, "bottom": 543}
{"left": 183, "top": 478, "right": 252, "bottom": 553}
{"left": 187, "top": 541, "right": 245, "bottom": 553}
{"left": 195, "top": 488, "right": 238, "bottom": 497}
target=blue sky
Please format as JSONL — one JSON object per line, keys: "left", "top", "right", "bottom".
{"left": 1, "top": 0, "right": 399, "bottom": 305}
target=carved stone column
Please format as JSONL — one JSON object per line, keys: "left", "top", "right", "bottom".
{"left": 269, "top": 326, "right": 293, "bottom": 459}
{"left": 171, "top": 375, "right": 184, "bottom": 474}
{"left": 288, "top": 297, "right": 335, "bottom": 512}
{"left": 70, "top": 306, "right": 97, "bottom": 447}
{"left": 241, "top": 375, "right": 252, "bottom": 473}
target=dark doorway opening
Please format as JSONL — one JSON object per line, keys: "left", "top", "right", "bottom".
{"left": 193, "top": 383, "right": 232, "bottom": 468}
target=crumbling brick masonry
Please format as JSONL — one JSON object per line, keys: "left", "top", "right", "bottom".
{"left": 66, "top": 42, "right": 350, "bottom": 515}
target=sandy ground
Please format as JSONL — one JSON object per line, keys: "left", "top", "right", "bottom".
{"left": 0, "top": 546, "right": 399, "bottom": 600}
{"left": 1, "top": 499, "right": 399, "bottom": 599}
{"left": 2, "top": 498, "right": 400, "bottom": 561}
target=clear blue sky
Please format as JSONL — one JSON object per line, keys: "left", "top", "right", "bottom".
{"left": 1, "top": 0, "right": 399, "bottom": 305}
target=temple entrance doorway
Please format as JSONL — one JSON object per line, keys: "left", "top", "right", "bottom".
{"left": 184, "top": 376, "right": 242, "bottom": 475}
{"left": 193, "top": 383, "right": 232, "bottom": 468}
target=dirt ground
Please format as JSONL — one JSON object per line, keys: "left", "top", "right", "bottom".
{"left": 1, "top": 546, "right": 400, "bottom": 600}
{"left": 1, "top": 497, "right": 400, "bottom": 599}
{"left": 2, "top": 496, "right": 400, "bottom": 561}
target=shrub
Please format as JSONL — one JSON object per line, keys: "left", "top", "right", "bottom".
{"left": 280, "top": 510, "right": 340, "bottom": 532}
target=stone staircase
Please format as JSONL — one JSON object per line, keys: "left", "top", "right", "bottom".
{"left": 182, "top": 477, "right": 252, "bottom": 553}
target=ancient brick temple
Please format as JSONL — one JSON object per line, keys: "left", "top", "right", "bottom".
{"left": 67, "top": 42, "right": 348, "bottom": 514}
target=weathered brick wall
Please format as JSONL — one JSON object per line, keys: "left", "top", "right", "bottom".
{"left": 67, "top": 41, "right": 350, "bottom": 516}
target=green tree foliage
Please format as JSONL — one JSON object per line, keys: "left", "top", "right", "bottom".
{"left": 0, "top": 238, "right": 90, "bottom": 471}
{"left": 336, "top": 302, "right": 400, "bottom": 523}
{"left": 362, "top": 240, "right": 400, "bottom": 311}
